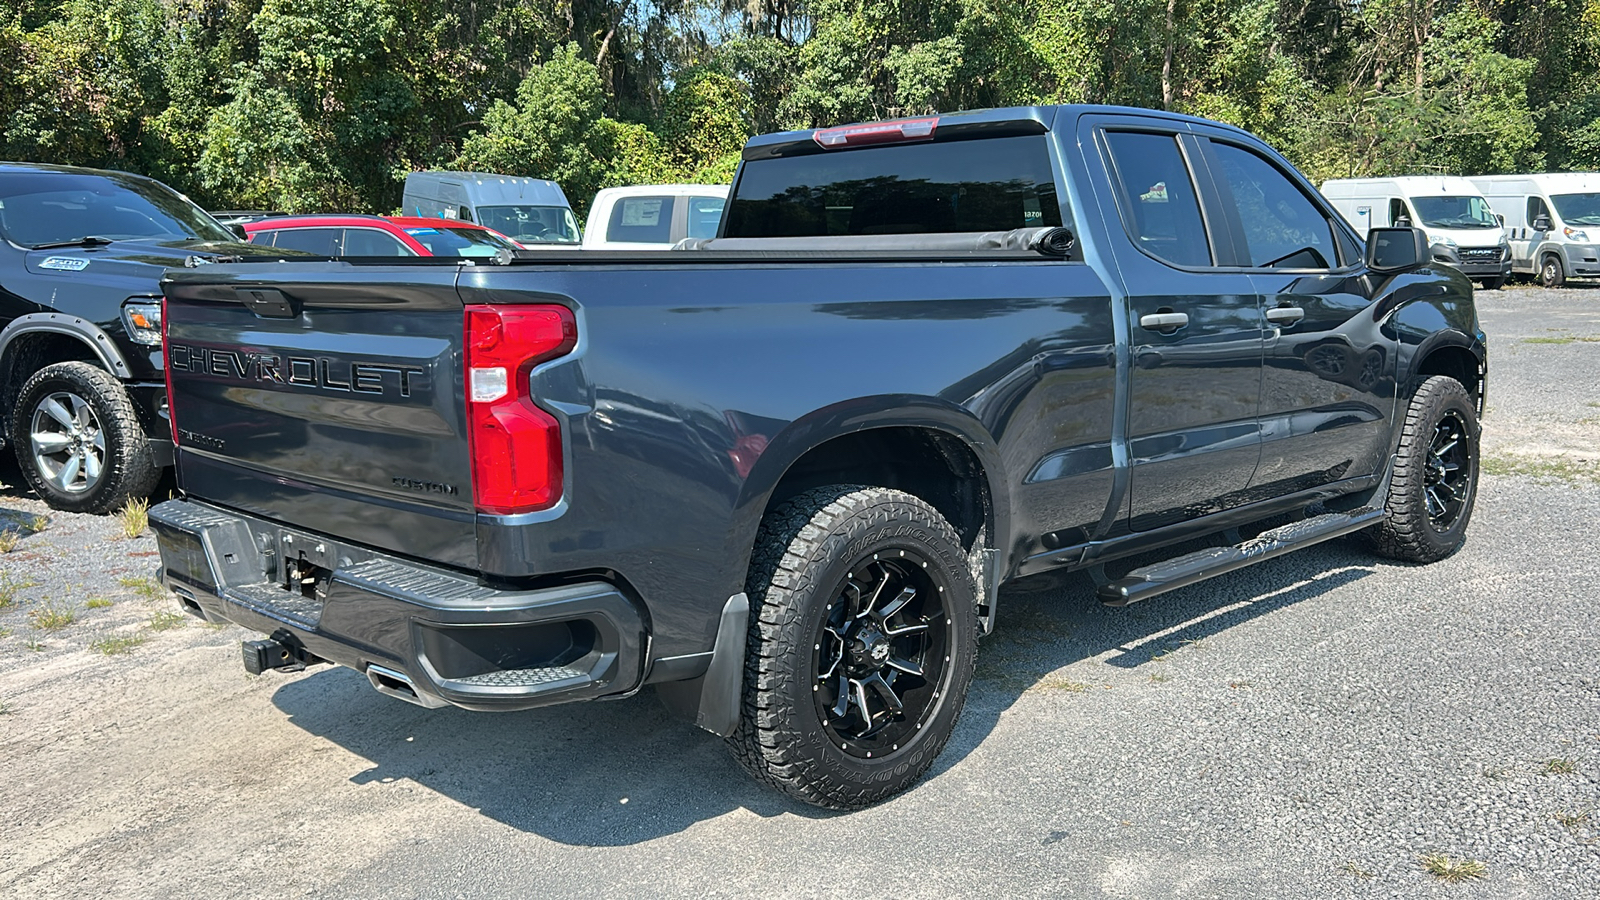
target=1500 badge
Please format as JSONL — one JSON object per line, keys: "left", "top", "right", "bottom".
{"left": 168, "top": 344, "right": 427, "bottom": 397}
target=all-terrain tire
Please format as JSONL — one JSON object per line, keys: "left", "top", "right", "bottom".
{"left": 1539, "top": 254, "right": 1566, "bottom": 288}
{"left": 10, "top": 361, "right": 161, "bottom": 514}
{"left": 1368, "top": 375, "right": 1479, "bottom": 563}
{"left": 727, "top": 485, "right": 979, "bottom": 809}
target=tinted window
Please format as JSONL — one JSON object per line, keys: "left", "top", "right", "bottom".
{"left": 723, "top": 135, "right": 1061, "bottom": 237}
{"left": 342, "top": 228, "right": 414, "bottom": 256}
{"left": 1210, "top": 142, "right": 1336, "bottom": 269}
{"left": 606, "top": 196, "right": 676, "bottom": 243}
{"left": 248, "top": 230, "right": 277, "bottom": 246}
{"left": 687, "top": 196, "right": 726, "bottom": 239}
{"left": 270, "top": 227, "right": 341, "bottom": 255}
{"left": 1103, "top": 131, "right": 1211, "bottom": 267}
{"left": 0, "top": 170, "right": 235, "bottom": 246}
{"left": 1389, "top": 198, "right": 1411, "bottom": 226}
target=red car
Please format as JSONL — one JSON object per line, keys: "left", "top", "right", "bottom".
{"left": 242, "top": 215, "right": 520, "bottom": 258}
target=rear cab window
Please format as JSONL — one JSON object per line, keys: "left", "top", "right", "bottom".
{"left": 722, "top": 134, "right": 1063, "bottom": 237}
{"left": 1101, "top": 131, "right": 1213, "bottom": 267}
{"left": 687, "top": 196, "right": 725, "bottom": 239}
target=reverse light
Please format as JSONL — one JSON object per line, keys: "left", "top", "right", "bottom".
{"left": 122, "top": 300, "right": 164, "bottom": 345}
{"left": 1564, "top": 227, "right": 1590, "bottom": 241}
{"left": 464, "top": 304, "right": 577, "bottom": 515}
{"left": 813, "top": 117, "right": 939, "bottom": 149}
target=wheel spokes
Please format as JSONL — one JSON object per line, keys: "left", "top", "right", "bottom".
{"left": 40, "top": 397, "right": 75, "bottom": 429}
{"left": 885, "top": 655, "right": 923, "bottom": 678}
{"left": 30, "top": 432, "right": 71, "bottom": 455}
{"left": 57, "top": 454, "right": 82, "bottom": 491}
{"left": 876, "top": 586, "right": 915, "bottom": 621}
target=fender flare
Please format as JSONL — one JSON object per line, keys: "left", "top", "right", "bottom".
{"left": 0, "top": 312, "right": 134, "bottom": 380}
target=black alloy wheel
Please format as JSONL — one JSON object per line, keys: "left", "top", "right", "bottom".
{"left": 1421, "top": 410, "right": 1473, "bottom": 532}
{"left": 1368, "top": 375, "right": 1480, "bottom": 563}
{"left": 813, "top": 553, "right": 951, "bottom": 759}
{"left": 730, "top": 485, "right": 979, "bottom": 809}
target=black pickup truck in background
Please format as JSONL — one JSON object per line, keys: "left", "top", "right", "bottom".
{"left": 0, "top": 163, "right": 284, "bottom": 512}
{"left": 151, "top": 105, "right": 1486, "bottom": 809}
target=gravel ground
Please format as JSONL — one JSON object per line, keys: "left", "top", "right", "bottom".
{"left": 1, "top": 284, "right": 1597, "bottom": 899}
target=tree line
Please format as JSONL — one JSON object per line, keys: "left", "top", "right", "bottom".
{"left": 3, "top": 0, "right": 1597, "bottom": 217}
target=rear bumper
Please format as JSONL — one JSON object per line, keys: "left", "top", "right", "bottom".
{"left": 149, "top": 498, "right": 647, "bottom": 711}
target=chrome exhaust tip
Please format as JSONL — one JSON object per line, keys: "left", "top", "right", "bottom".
{"left": 366, "top": 664, "right": 449, "bottom": 708}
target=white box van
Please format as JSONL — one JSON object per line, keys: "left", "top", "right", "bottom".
{"left": 582, "top": 185, "right": 729, "bottom": 250}
{"left": 1468, "top": 173, "right": 1600, "bottom": 287}
{"left": 1321, "top": 176, "right": 1512, "bottom": 288}
{"left": 401, "top": 171, "right": 580, "bottom": 248}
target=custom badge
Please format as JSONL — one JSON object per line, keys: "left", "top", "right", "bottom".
{"left": 39, "top": 256, "right": 90, "bottom": 271}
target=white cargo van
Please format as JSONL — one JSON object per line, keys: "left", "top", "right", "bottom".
{"left": 1321, "top": 176, "right": 1512, "bottom": 288}
{"left": 1468, "top": 173, "right": 1600, "bottom": 287}
{"left": 401, "top": 171, "right": 580, "bottom": 248}
{"left": 582, "top": 185, "right": 729, "bottom": 250}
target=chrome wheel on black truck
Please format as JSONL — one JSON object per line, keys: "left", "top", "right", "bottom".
{"left": 1369, "top": 375, "right": 1480, "bottom": 563}
{"left": 729, "top": 485, "right": 978, "bottom": 809}
{"left": 10, "top": 362, "right": 160, "bottom": 514}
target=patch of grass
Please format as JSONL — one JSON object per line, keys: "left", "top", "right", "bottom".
{"left": 1148, "top": 672, "right": 1173, "bottom": 683}
{"left": 1338, "top": 861, "right": 1374, "bottom": 879}
{"left": 0, "top": 529, "right": 20, "bottom": 553}
{"left": 27, "top": 515, "right": 48, "bottom": 533}
{"left": 117, "top": 575, "right": 167, "bottom": 602}
{"left": 25, "top": 640, "right": 45, "bottom": 652}
{"left": 0, "top": 627, "right": 11, "bottom": 638}
{"left": 0, "top": 573, "right": 35, "bottom": 608}
{"left": 1420, "top": 853, "right": 1487, "bottom": 883}
{"left": 91, "top": 635, "right": 148, "bottom": 656}
{"left": 116, "top": 497, "right": 150, "bottom": 538}
{"left": 28, "top": 603, "right": 76, "bottom": 631}
{"left": 1542, "top": 757, "right": 1578, "bottom": 776}
{"left": 85, "top": 597, "right": 113, "bottom": 610}
{"left": 1482, "top": 454, "right": 1600, "bottom": 483}
{"left": 1553, "top": 809, "right": 1591, "bottom": 831}
{"left": 147, "top": 610, "right": 186, "bottom": 631}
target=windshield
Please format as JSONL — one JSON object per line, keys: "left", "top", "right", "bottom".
{"left": 1551, "top": 192, "right": 1600, "bottom": 226}
{"left": 474, "top": 205, "right": 579, "bottom": 243}
{"left": 402, "top": 225, "right": 518, "bottom": 257}
{"left": 0, "top": 170, "right": 235, "bottom": 246}
{"left": 1409, "top": 195, "right": 1501, "bottom": 229}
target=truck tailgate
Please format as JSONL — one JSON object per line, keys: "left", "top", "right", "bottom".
{"left": 162, "top": 265, "right": 478, "bottom": 568}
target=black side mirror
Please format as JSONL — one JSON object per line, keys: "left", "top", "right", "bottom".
{"left": 1533, "top": 215, "right": 1552, "bottom": 232}
{"left": 1365, "top": 227, "right": 1429, "bottom": 274}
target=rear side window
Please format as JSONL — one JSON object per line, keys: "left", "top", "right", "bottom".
{"left": 723, "top": 135, "right": 1062, "bottom": 237}
{"left": 248, "top": 230, "right": 276, "bottom": 245}
{"left": 1102, "top": 131, "right": 1211, "bottom": 267}
{"left": 687, "top": 196, "right": 725, "bottom": 239}
{"left": 341, "top": 228, "right": 414, "bottom": 256}
{"left": 607, "top": 196, "right": 676, "bottom": 243}
{"left": 270, "top": 227, "right": 341, "bottom": 255}
{"left": 1209, "top": 142, "right": 1336, "bottom": 269}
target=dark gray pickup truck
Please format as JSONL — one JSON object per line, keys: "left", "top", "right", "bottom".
{"left": 151, "top": 105, "right": 1486, "bottom": 808}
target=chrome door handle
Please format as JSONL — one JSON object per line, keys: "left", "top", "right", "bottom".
{"left": 1139, "top": 312, "right": 1189, "bottom": 331}
{"left": 1265, "top": 306, "right": 1305, "bottom": 325}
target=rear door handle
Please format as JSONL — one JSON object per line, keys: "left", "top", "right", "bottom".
{"left": 1265, "top": 306, "right": 1305, "bottom": 325}
{"left": 1139, "top": 312, "right": 1189, "bottom": 331}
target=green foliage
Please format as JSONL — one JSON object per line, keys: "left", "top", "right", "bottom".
{"left": 1, "top": 0, "right": 1595, "bottom": 213}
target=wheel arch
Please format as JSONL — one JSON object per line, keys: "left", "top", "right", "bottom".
{"left": 729, "top": 397, "right": 1010, "bottom": 622}
{"left": 0, "top": 314, "right": 132, "bottom": 411}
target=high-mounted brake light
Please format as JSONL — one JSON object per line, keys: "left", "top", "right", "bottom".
{"left": 812, "top": 117, "right": 939, "bottom": 149}
{"left": 464, "top": 304, "right": 577, "bottom": 515}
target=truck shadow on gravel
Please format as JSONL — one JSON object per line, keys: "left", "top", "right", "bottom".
{"left": 268, "top": 537, "right": 1379, "bottom": 846}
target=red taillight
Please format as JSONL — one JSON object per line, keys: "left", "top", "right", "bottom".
{"left": 812, "top": 116, "right": 938, "bottom": 149}
{"left": 161, "top": 296, "right": 178, "bottom": 447}
{"left": 464, "top": 304, "right": 577, "bottom": 514}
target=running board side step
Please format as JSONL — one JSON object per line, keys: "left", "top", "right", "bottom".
{"left": 1098, "top": 506, "right": 1385, "bottom": 607}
